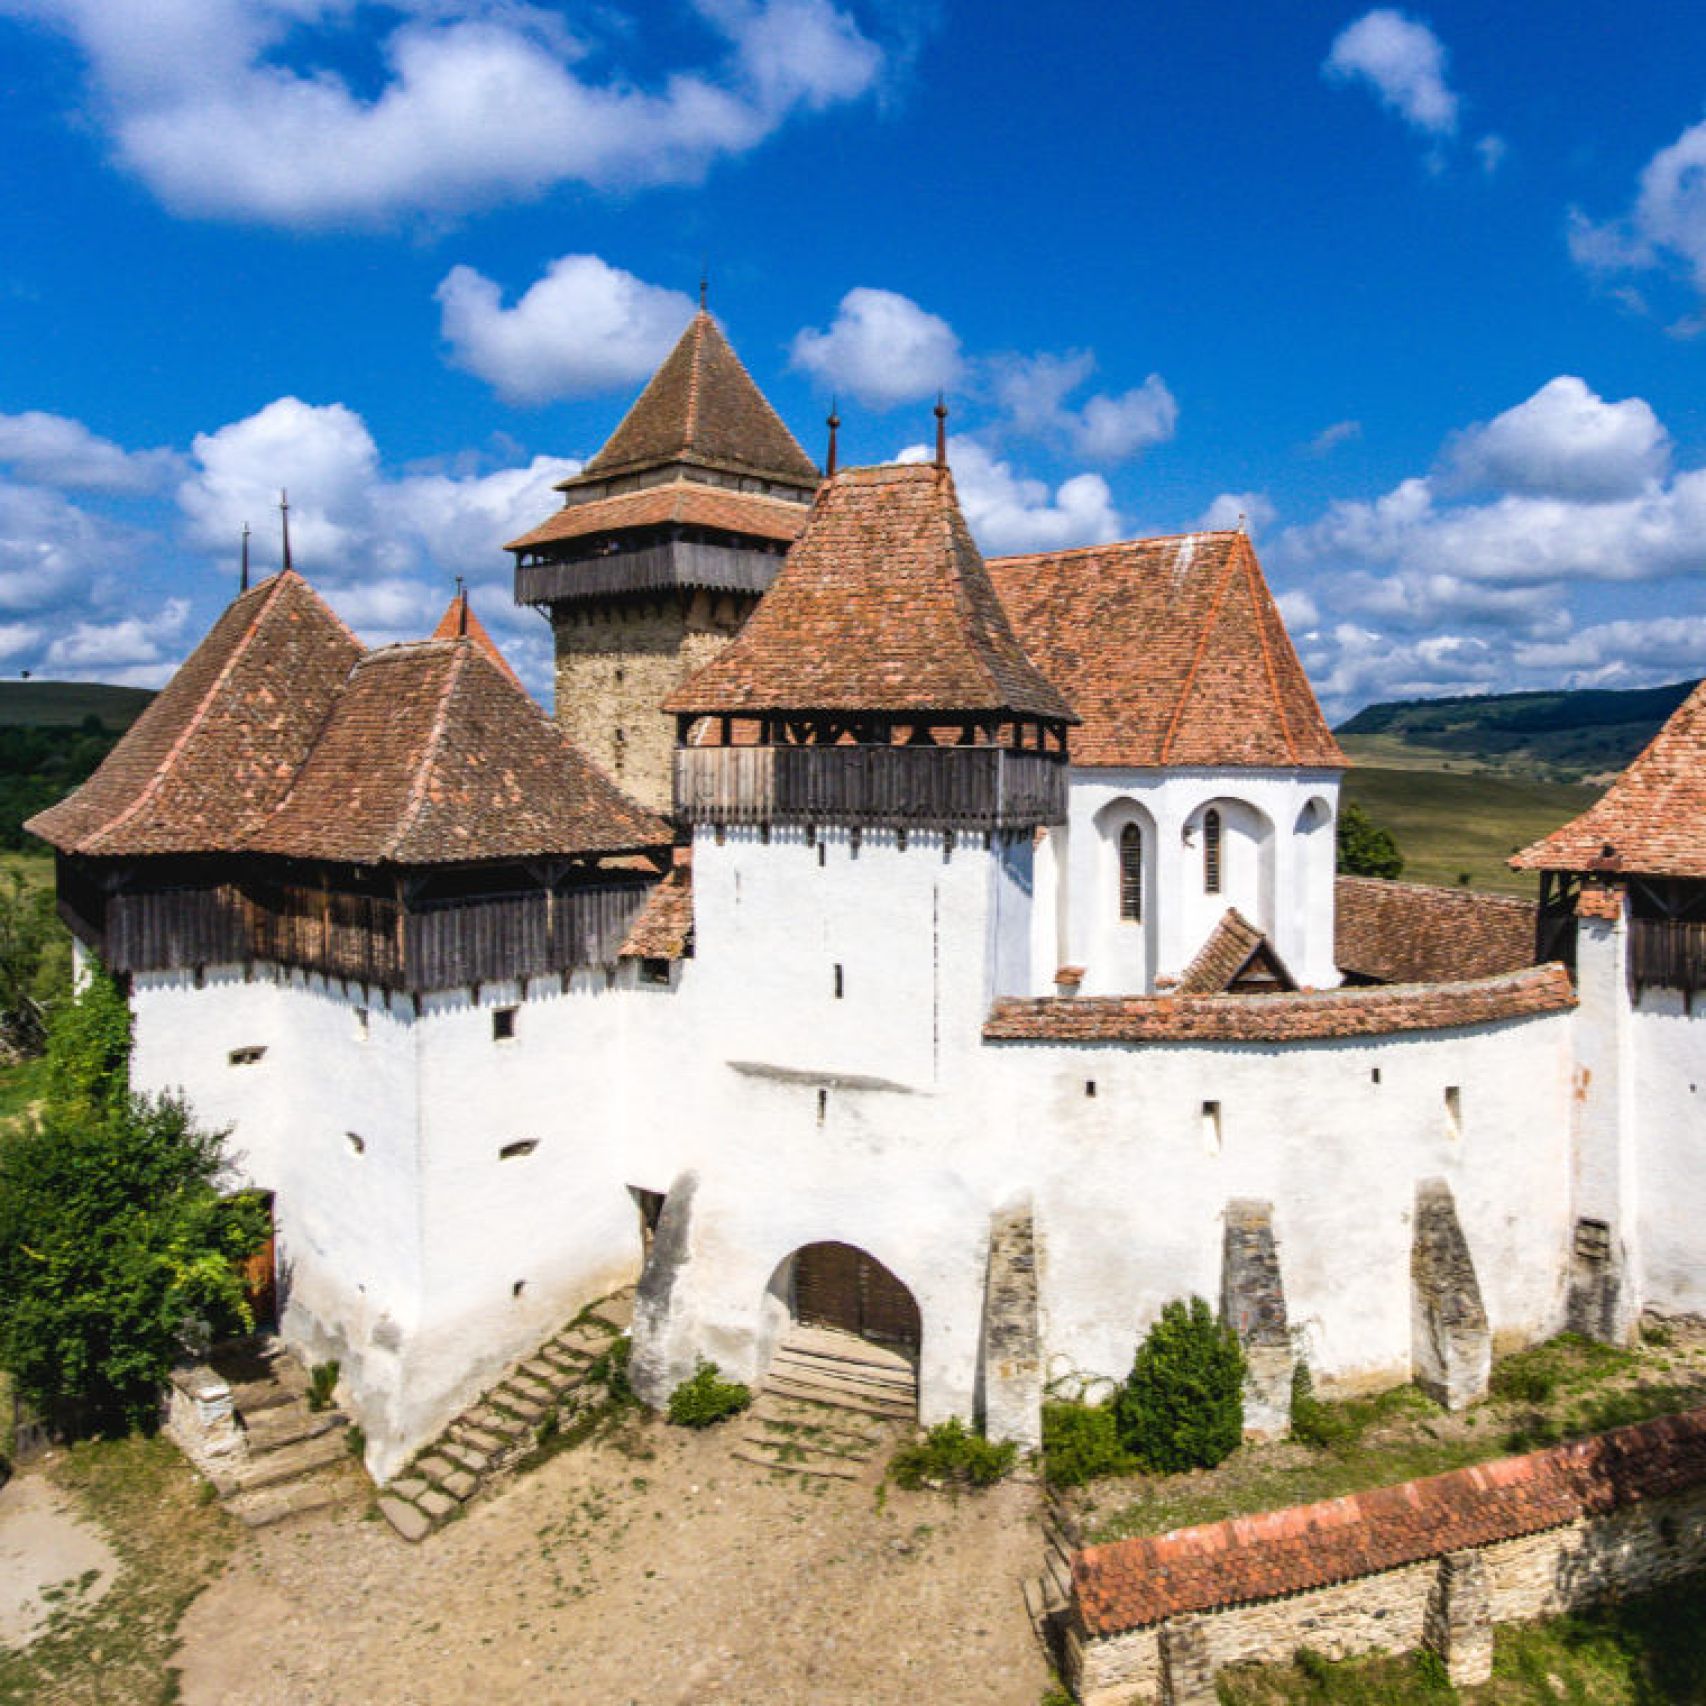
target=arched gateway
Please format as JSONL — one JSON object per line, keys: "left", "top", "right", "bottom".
{"left": 790, "top": 1241, "right": 921, "bottom": 1354}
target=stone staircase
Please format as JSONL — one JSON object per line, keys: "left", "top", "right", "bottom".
{"left": 1022, "top": 1491, "right": 1080, "bottom": 1666}
{"left": 167, "top": 1338, "right": 358, "bottom": 1529}
{"left": 734, "top": 1326, "right": 916, "bottom": 1481}
{"left": 377, "top": 1290, "right": 633, "bottom": 1543}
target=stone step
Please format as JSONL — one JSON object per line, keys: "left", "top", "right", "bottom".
{"left": 224, "top": 1477, "right": 351, "bottom": 1530}
{"left": 440, "top": 1439, "right": 495, "bottom": 1475}
{"left": 226, "top": 1374, "right": 303, "bottom": 1415}
{"left": 769, "top": 1349, "right": 918, "bottom": 1395}
{"left": 379, "top": 1495, "right": 433, "bottom": 1543}
{"left": 219, "top": 1427, "right": 351, "bottom": 1495}
{"left": 740, "top": 1420, "right": 871, "bottom": 1462}
{"left": 468, "top": 1406, "right": 530, "bottom": 1439}
{"left": 489, "top": 1388, "right": 548, "bottom": 1426}
{"left": 243, "top": 1404, "right": 345, "bottom": 1457}
{"left": 520, "top": 1357, "right": 576, "bottom": 1390}
{"left": 731, "top": 1444, "right": 863, "bottom": 1482}
{"left": 592, "top": 1291, "right": 635, "bottom": 1332}
{"left": 505, "top": 1373, "right": 555, "bottom": 1405}
{"left": 1044, "top": 1544, "right": 1073, "bottom": 1604}
{"left": 781, "top": 1324, "right": 915, "bottom": 1373}
{"left": 745, "top": 1404, "right": 883, "bottom": 1453}
{"left": 763, "top": 1371, "right": 916, "bottom": 1420}
{"left": 538, "top": 1345, "right": 590, "bottom": 1378}
{"left": 449, "top": 1422, "right": 506, "bottom": 1456}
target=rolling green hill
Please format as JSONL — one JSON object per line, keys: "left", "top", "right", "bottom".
{"left": 0, "top": 681, "right": 154, "bottom": 852}
{"left": 0, "top": 680, "right": 154, "bottom": 730}
{"left": 1336, "top": 679, "right": 1696, "bottom": 783}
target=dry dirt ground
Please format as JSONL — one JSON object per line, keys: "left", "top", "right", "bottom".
{"left": 174, "top": 1420, "right": 1053, "bottom": 1706}
{"left": 0, "top": 1474, "right": 115, "bottom": 1649}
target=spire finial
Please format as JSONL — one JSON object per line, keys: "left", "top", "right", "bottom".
{"left": 279, "top": 489, "right": 292, "bottom": 574}
{"left": 455, "top": 574, "right": 468, "bottom": 636}
{"left": 240, "top": 521, "right": 251, "bottom": 594}
{"left": 699, "top": 266, "right": 708, "bottom": 312}
{"left": 826, "top": 397, "right": 840, "bottom": 477}
{"left": 933, "top": 393, "right": 948, "bottom": 469}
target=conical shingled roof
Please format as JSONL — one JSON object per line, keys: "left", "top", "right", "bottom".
{"left": 1513, "top": 678, "right": 1706, "bottom": 878}
{"left": 27, "top": 571, "right": 363, "bottom": 856}
{"left": 245, "top": 638, "right": 670, "bottom": 865}
{"left": 431, "top": 589, "right": 523, "bottom": 688}
{"left": 663, "top": 463, "right": 1077, "bottom": 722}
{"left": 580, "top": 310, "right": 818, "bottom": 484}
{"left": 987, "top": 531, "right": 1344, "bottom": 769}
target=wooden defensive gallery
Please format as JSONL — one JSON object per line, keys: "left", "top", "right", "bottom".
{"left": 30, "top": 308, "right": 1706, "bottom": 1492}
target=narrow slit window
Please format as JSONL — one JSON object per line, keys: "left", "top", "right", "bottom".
{"left": 833, "top": 963, "right": 844, "bottom": 999}
{"left": 492, "top": 1006, "right": 518, "bottom": 1042}
{"left": 1203, "top": 808, "right": 1222, "bottom": 894}
{"left": 499, "top": 1139, "right": 538, "bottom": 1160}
{"left": 1444, "top": 1085, "right": 1463, "bottom": 1141}
{"left": 228, "top": 1045, "right": 266, "bottom": 1066}
{"left": 1119, "top": 823, "right": 1144, "bottom": 921}
{"left": 1201, "top": 1099, "right": 1223, "bottom": 1155}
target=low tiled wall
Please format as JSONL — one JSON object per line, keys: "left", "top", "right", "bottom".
{"left": 1064, "top": 1409, "right": 1706, "bottom": 1704}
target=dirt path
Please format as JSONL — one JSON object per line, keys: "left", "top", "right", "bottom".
{"left": 174, "top": 1420, "right": 1053, "bottom": 1706}
{"left": 0, "top": 1471, "right": 116, "bottom": 1649}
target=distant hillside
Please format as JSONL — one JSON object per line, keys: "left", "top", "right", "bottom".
{"left": 0, "top": 680, "right": 155, "bottom": 730}
{"left": 0, "top": 681, "right": 153, "bottom": 853}
{"left": 1337, "top": 679, "right": 1698, "bottom": 783}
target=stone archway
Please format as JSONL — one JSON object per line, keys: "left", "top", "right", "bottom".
{"left": 790, "top": 1241, "right": 921, "bottom": 1354}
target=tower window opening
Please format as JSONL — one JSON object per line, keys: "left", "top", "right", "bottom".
{"left": 833, "top": 963, "right": 844, "bottom": 999}
{"left": 1201, "top": 1099, "right": 1222, "bottom": 1155}
{"left": 1445, "top": 1085, "right": 1463, "bottom": 1141}
{"left": 1203, "top": 808, "right": 1222, "bottom": 895}
{"left": 228, "top": 1045, "right": 267, "bottom": 1066}
{"left": 1119, "top": 822, "right": 1144, "bottom": 921}
{"left": 492, "top": 1006, "right": 518, "bottom": 1042}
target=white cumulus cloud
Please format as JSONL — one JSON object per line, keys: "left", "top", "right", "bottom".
{"left": 1324, "top": 9, "right": 1459, "bottom": 137}
{"left": 1571, "top": 114, "right": 1706, "bottom": 301}
{"left": 2, "top": 0, "right": 885, "bottom": 226}
{"left": 791, "top": 287, "right": 964, "bottom": 410}
{"left": 437, "top": 255, "right": 696, "bottom": 406}
{"left": 1198, "top": 491, "right": 1277, "bottom": 536}
{"left": 895, "top": 439, "right": 1124, "bottom": 556}
{"left": 985, "top": 350, "right": 1177, "bottom": 463}
{"left": 0, "top": 410, "right": 183, "bottom": 493}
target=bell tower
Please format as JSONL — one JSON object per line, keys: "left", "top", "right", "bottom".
{"left": 508, "top": 309, "right": 820, "bottom": 814}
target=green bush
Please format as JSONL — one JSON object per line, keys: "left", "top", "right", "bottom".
{"left": 665, "top": 1359, "right": 751, "bottom": 1428}
{"left": 1290, "top": 1361, "right": 1356, "bottom": 1449}
{"left": 1335, "top": 801, "right": 1404, "bottom": 880}
{"left": 1114, "top": 1297, "right": 1245, "bottom": 1474}
{"left": 307, "top": 1361, "right": 340, "bottom": 1412}
{"left": 888, "top": 1416, "right": 1016, "bottom": 1490}
{"left": 0, "top": 971, "right": 268, "bottom": 1435}
{"left": 1042, "top": 1400, "right": 1134, "bottom": 1487}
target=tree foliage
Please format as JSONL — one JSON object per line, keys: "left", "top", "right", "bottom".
{"left": 0, "top": 872, "right": 69, "bottom": 1057}
{"left": 1336, "top": 801, "right": 1405, "bottom": 881}
{"left": 1113, "top": 1296, "right": 1245, "bottom": 1474}
{"left": 0, "top": 971, "right": 268, "bottom": 1435}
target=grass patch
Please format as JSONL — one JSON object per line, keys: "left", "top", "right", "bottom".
{"left": 1341, "top": 766, "right": 1601, "bottom": 896}
{"left": 0, "top": 1053, "right": 49, "bottom": 1128}
{"left": 0, "top": 1434, "right": 237, "bottom": 1705}
{"left": 1216, "top": 1570, "right": 1706, "bottom": 1703}
{"left": 888, "top": 1417, "right": 1016, "bottom": 1491}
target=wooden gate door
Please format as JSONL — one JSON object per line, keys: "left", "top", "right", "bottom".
{"left": 793, "top": 1242, "right": 920, "bottom": 1352}
{"left": 240, "top": 1192, "right": 277, "bottom": 1330}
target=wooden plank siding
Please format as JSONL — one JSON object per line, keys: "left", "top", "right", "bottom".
{"left": 103, "top": 877, "right": 652, "bottom": 993}
{"left": 1630, "top": 917, "right": 1706, "bottom": 1002}
{"left": 674, "top": 744, "right": 1067, "bottom": 831}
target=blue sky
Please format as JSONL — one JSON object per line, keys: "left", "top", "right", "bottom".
{"left": 4, "top": 1, "right": 1706, "bottom": 718}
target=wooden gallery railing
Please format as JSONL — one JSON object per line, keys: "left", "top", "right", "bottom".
{"left": 1630, "top": 916, "right": 1706, "bottom": 1002}
{"left": 104, "top": 879, "right": 652, "bottom": 994}
{"left": 674, "top": 744, "right": 1067, "bottom": 831}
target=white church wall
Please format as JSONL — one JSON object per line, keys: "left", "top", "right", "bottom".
{"left": 1631, "top": 987, "right": 1706, "bottom": 1317}
{"left": 1062, "top": 769, "right": 1343, "bottom": 997}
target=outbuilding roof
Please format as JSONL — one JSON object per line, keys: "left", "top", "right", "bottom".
{"left": 1512, "top": 677, "right": 1706, "bottom": 877}
{"left": 1335, "top": 876, "right": 1537, "bottom": 984}
{"left": 665, "top": 463, "right": 1077, "bottom": 722}
{"left": 987, "top": 531, "right": 1344, "bottom": 769}
{"left": 579, "top": 309, "right": 819, "bottom": 485}
{"left": 26, "top": 571, "right": 362, "bottom": 857}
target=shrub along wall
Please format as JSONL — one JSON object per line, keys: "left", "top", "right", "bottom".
{"left": 1063, "top": 1408, "right": 1706, "bottom": 1705}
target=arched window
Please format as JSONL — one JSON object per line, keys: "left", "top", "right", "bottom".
{"left": 1119, "top": 823, "right": 1143, "bottom": 921}
{"left": 1203, "top": 808, "right": 1222, "bottom": 894}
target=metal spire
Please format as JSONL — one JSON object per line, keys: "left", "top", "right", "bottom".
{"left": 455, "top": 575, "right": 468, "bottom": 636}
{"left": 279, "top": 489, "right": 293, "bottom": 574}
{"left": 240, "top": 522, "right": 251, "bottom": 593}
{"left": 933, "top": 393, "right": 949, "bottom": 469}
{"left": 826, "top": 398, "right": 840, "bottom": 477}
{"left": 699, "top": 266, "right": 708, "bottom": 312}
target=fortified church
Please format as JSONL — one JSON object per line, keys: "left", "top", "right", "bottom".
{"left": 29, "top": 312, "right": 1706, "bottom": 1481}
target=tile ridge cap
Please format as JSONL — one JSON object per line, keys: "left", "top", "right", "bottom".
{"left": 1157, "top": 538, "right": 1241, "bottom": 765}
{"left": 384, "top": 642, "right": 467, "bottom": 862}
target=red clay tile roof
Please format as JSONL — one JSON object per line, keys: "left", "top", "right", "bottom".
{"left": 1513, "top": 679, "right": 1706, "bottom": 877}
{"left": 27, "top": 571, "right": 363, "bottom": 857}
{"left": 983, "top": 964, "right": 1573, "bottom": 1044}
{"left": 581, "top": 310, "right": 819, "bottom": 485}
{"left": 618, "top": 865, "right": 694, "bottom": 959}
{"left": 431, "top": 592, "right": 523, "bottom": 688}
{"left": 1177, "top": 908, "right": 1296, "bottom": 994}
{"left": 1335, "top": 877, "right": 1537, "bottom": 984}
{"left": 1072, "top": 1406, "right": 1706, "bottom": 1637}
{"left": 665, "top": 464, "right": 1077, "bottom": 721}
{"left": 246, "top": 638, "right": 670, "bottom": 865}
{"left": 505, "top": 479, "right": 809, "bottom": 554}
{"left": 1577, "top": 883, "right": 1625, "bottom": 921}
{"left": 987, "top": 531, "right": 1344, "bottom": 769}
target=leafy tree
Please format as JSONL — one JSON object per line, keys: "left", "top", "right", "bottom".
{"left": 1113, "top": 1296, "right": 1245, "bottom": 1474}
{"left": 0, "top": 971, "right": 268, "bottom": 1435}
{"left": 1336, "top": 801, "right": 1405, "bottom": 881}
{"left": 0, "top": 872, "right": 69, "bottom": 1057}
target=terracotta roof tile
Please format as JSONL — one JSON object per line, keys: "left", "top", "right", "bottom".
{"left": 983, "top": 964, "right": 1573, "bottom": 1044}
{"left": 581, "top": 310, "right": 819, "bottom": 485}
{"left": 664, "top": 464, "right": 1076, "bottom": 722}
{"left": 987, "top": 532, "right": 1344, "bottom": 769}
{"left": 1072, "top": 1407, "right": 1706, "bottom": 1636}
{"left": 430, "top": 592, "right": 523, "bottom": 688}
{"left": 27, "top": 571, "right": 362, "bottom": 857}
{"left": 618, "top": 866, "right": 694, "bottom": 959}
{"left": 1577, "top": 883, "right": 1625, "bottom": 921}
{"left": 1513, "top": 679, "right": 1706, "bottom": 877}
{"left": 1177, "top": 908, "right": 1295, "bottom": 994}
{"left": 246, "top": 639, "right": 670, "bottom": 865}
{"left": 1335, "top": 877, "right": 1537, "bottom": 984}
{"left": 505, "top": 480, "right": 810, "bottom": 554}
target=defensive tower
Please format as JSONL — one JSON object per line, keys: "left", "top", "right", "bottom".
{"left": 508, "top": 308, "right": 821, "bottom": 814}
